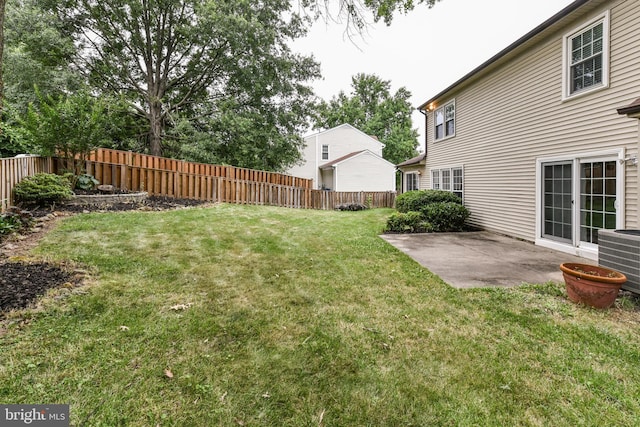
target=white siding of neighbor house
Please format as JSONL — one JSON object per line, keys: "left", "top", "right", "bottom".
{"left": 423, "top": 0, "right": 639, "bottom": 243}
{"left": 331, "top": 152, "right": 396, "bottom": 192}
{"left": 285, "top": 124, "right": 385, "bottom": 189}
{"left": 286, "top": 134, "right": 321, "bottom": 185}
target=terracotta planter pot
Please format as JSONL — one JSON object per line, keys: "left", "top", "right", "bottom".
{"left": 560, "top": 263, "right": 626, "bottom": 309}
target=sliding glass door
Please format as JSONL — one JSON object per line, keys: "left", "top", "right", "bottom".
{"left": 541, "top": 155, "right": 620, "bottom": 250}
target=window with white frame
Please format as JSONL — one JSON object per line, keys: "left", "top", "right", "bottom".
{"left": 431, "top": 170, "right": 440, "bottom": 190}
{"left": 405, "top": 172, "right": 419, "bottom": 192}
{"left": 434, "top": 100, "right": 455, "bottom": 140}
{"left": 563, "top": 12, "right": 609, "bottom": 98}
{"left": 321, "top": 144, "right": 329, "bottom": 160}
{"left": 441, "top": 169, "right": 451, "bottom": 191}
{"left": 452, "top": 168, "right": 463, "bottom": 199}
{"left": 431, "top": 167, "right": 463, "bottom": 200}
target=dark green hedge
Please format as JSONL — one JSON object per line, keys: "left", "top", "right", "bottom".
{"left": 395, "top": 190, "right": 461, "bottom": 213}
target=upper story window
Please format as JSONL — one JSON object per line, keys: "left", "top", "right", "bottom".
{"left": 563, "top": 12, "right": 609, "bottom": 99}
{"left": 321, "top": 144, "right": 329, "bottom": 160}
{"left": 434, "top": 100, "right": 455, "bottom": 140}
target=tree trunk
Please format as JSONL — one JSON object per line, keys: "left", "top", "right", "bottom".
{"left": 148, "top": 100, "right": 163, "bottom": 156}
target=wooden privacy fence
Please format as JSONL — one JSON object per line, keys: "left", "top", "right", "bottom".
{"left": 1, "top": 156, "right": 53, "bottom": 212}
{"left": 81, "top": 158, "right": 395, "bottom": 209}
{"left": 88, "top": 148, "right": 312, "bottom": 188}
{"left": 82, "top": 159, "right": 312, "bottom": 208}
{"left": 1, "top": 149, "right": 395, "bottom": 211}
{"left": 310, "top": 190, "right": 396, "bottom": 210}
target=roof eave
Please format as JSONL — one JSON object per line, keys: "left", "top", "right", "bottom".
{"left": 617, "top": 97, "right": 640, "bottom": 117}
{"left": 417, "top": 0, "right": 592, "bottom": 111}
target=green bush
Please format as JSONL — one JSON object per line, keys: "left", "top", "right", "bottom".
{"left": 385, "top": 211, "right": 433, "bottom": 233}
{"left": 0, "top": 214, "right": 21, "bottom": 236}
{"left": 13, "top": 173, "right": 73, "bottom": 207}
{"left": 75, "top": 174, "right": 100, "bottom": 191}
{"left": 421, "top": 202, "right": 470, "bottom": 232}
{"left": 396, "top": 190, "right": 461, "bottom": 213}
{"left": 0, "top": 207, "right": 34, "bottom": 237}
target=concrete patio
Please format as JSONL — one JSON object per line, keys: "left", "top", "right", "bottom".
{"left": 380, "top": 231, "right": 589, "bottom": 289}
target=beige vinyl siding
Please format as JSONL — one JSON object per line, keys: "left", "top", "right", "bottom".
{"left": 400, "top": 165, "right": 427, "bottom": 192}
{"left": 426, "top": 0, "right": 639, "bottom": 242}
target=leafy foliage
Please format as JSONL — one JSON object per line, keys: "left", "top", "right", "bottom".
{"left": 421, "top": 202, "right": 470, "bottom": 232}
{"left": 21, "top": 91, "right": 114, "bottom": 183}
{"left": 335, "top": 203, "right": 368, "bottom": 211}
{"left": 0, "top": 207, "right": 34, "bottom": 237}
{"left": 388, "top": 190, "right": 469, "bottom": 233}
{"left": 301, "top": 0, "right": 441, "bottom": 30}
{"left": 396, "top": 190, "right": 461, "bottom": 213}
{"left": 385, "top": 211, "right": 432, "bottom": 233}
{"left": 314, "top": 73, "right": 419, "bottom": 165}
{"left": 74, "top": 174, "right": 99, "bottom": 191}
{"left": 2, "top": 0, "right": 82, "bottom": 116}
{"left": 44, "top": 0, "right": 320, "bottom": 164}
{"left": 13, "top": 173, "right": 73, "bottom": 208}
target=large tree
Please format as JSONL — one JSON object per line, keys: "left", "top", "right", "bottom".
{"left": 44, "top": 0, "right": 320, "bottom": 158}
{"left": 314, "top": 73, "right": 419, "bottom": 165}
{"left": 3, "top": 0, "right": 81, "bottom": 113}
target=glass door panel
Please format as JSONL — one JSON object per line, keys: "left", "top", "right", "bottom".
{"left": 580, "top": 160, "right": 617, "bottom": 244}
{"left": 543, "top": 162, "right": 573, "bottom": 243}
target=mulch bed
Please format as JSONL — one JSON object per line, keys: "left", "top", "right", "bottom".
{"left": 1, "top": 196, "right": 209, "bottom": 317}
{"left": 0, "top": 262, "right": 74, "bottom": 314}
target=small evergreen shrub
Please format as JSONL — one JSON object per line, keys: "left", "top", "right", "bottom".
{"left": 13, "top": 173, "right": 73, "bottom": 207}
{"left": 396, "top": 190, "right": 461, "bottom": 213}
{"left": 385, "top": 211, "right": 433, "bottom": 233}
{"left": 421, "top": 202, "right": 470, "bottom": 232}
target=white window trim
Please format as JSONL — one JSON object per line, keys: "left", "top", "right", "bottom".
{"left": 434, "top": 99, "right": 456, "bottom": 141}
{"left": 535, "top": 148, "right": 624, "bottom": 260}
{"left": 561, "top": 10, "right": 610, "bottom": 101}
{"left": 405, "top": 172, "right": 420, "bottom": 192}
{"left": 321, "top": 144, "right": 329, "bottom": 161}
{"left": 430, "top": 165, "right": 464, "bottom": 202}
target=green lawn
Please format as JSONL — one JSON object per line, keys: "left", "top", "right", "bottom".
{"left": 1, "top": 204, "right": 639, "bottom": 426}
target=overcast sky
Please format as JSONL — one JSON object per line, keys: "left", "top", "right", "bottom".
{"left": 291, "top": 0, "right": 576, "bottom": 151}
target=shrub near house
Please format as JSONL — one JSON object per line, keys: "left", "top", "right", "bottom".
{"left": 386, "top": 190, "right": 470, "bottom": 233}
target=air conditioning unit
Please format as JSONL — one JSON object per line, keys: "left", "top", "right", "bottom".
{"left": 598, "top": 229, "right": 640, "bottom": 294}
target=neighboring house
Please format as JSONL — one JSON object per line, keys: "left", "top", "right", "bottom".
{"left": 414, "top": 0, "right": 640, "bottom": 260}
{"left": 286, "top": 124, "right": 396, "bottom": 191}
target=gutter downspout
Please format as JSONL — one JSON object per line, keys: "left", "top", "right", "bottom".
{"left": 419, "top": 107, "right": 429, "bottom": 190}
{"left": 418, "top": 108, "right": 428, "bottom": 157}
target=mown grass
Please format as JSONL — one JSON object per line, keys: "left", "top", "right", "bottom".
{"left": 1, "top": 204, "right": 639, "bottom": 426}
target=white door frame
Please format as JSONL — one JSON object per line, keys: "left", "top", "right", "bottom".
{"left": 535, "top": 148, "right": 625, "bottom": 260}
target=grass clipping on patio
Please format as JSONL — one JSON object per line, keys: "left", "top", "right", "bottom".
{"left": 1, "top": 204, "right": 639, "bottom": 426}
